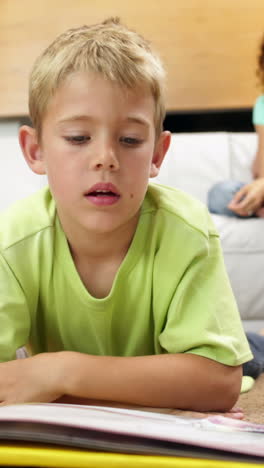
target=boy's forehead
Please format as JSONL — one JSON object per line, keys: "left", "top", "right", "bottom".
{"left": 56, "top": 70, "right": 153, "bottom": 101}
{"left": 44, "top": 71, "right": 156, "bottom": 126}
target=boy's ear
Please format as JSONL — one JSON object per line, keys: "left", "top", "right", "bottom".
{"left": 19, "top": 125, "right": 46, "bottom": 175}
{"left": 149, "top": 131, "right": 171, "bottom": 178}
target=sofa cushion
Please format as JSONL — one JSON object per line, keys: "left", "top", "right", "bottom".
{"left": 155, "top": 132, "right": 231, "bottom": 204}
{"left": 229, "top": 132, "right": 257, "bottom": 182}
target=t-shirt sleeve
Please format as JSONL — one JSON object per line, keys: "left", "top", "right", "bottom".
{"left": 252, "top": 95, "right": 264, "bottom": 125}
{"left": 158, "top": 232, "right": 253, "bottom": 367}
{"left": 0, "top": 253, "right": 30, "bottom": 362}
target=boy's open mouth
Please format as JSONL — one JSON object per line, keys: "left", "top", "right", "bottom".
{"left": 87, "top": 189, "right": 119, "bottom": 198}
{"left": 85, "top": 183, "right": 121, "bottom": 205}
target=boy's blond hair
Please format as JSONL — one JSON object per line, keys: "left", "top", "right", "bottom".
{"left": 29, "top": 17, "right": 166, "bottom": 136}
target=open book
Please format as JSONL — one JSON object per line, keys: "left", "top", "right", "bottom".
{"left": 1, "top": 403, "right": 264, "bottom": 465}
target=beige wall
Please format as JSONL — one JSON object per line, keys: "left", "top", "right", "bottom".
{"left": 0, "top": 0, "right": 264, "bottom": 117}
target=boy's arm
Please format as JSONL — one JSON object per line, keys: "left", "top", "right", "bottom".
{"left": 59, "top": 351, "right": 242, "bottom": 411}
{"left": 0, "top": 253, "right": 31, "bottom": 363}
{"left": 0, "top": 351, "right": 241, "bottom": 411}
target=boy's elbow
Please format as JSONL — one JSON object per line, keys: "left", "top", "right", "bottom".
{"left": 187, "top": 362, "right": 243, "bottom": 412}
{"left": 214, "top": 364, "right": 243, "bottom": 412}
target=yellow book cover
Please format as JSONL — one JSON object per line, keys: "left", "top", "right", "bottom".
{"left": 0, "top": 444, "right": 261, "bottom": 468}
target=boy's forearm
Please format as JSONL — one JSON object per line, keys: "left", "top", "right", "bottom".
{"left": 59, "top": 351, "right": 242, "bottom": 411}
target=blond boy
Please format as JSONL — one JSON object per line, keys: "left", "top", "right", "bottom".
{"left": 0, "top": 18, "right": 252, "bottom": 410}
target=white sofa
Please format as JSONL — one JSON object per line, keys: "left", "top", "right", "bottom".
{"left": 1, "top": 123, "right": 263, "bottom": 331}
{"left": 0, "top": 122, "right": 47, "bottom": 208}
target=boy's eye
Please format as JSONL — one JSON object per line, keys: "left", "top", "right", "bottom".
{"left": 120, "top": 137, "right": 143, "bottom": 146}
{"left": 65, "top": 136, "right": 90, "bottom": 145}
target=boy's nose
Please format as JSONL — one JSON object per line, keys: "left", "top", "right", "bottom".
{"left": 92, "top": 145, "right": 119, "bottom": 171}
{"left": 95, "top": 161, "right": 116, "bottom": 170}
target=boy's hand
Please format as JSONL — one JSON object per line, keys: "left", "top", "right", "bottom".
{"left": 0, "top": 353, "right": 64, "bottom": 405}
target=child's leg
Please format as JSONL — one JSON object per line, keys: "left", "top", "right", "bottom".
{"left": 243, "top": 332, "right": 264, "bottom": 378}
{"left": 207, "top": 181, "right": 246, "bottom": 217}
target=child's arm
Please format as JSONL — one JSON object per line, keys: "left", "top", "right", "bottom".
{"left": 227, "top": 124, "right": 264, "bottom": 216}
{"left": 0, "top": 351, "right": 241, "bottom": 411}
{"left": 57, "top": 351, "right": 242, "bottom": 411}
{"left": 227, "top": 177, "right": 264, "bottom": 216}
{"left": 252, "top": 124, "right": 264, "bottom": 178}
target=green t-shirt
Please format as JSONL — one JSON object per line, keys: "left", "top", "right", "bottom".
{"left": 253, "top": 95, "right": 264, "bottom": 125}
{"left": 0, "top": 184, "right": 252, "bottom": 365}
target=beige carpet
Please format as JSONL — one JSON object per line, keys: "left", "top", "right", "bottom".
{"left": 237, "top": 373, "right": 264, "bottom": 423}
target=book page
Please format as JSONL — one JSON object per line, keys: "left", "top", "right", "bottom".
{"left": 0, "top": 403, "right": 264, "bottom": 458}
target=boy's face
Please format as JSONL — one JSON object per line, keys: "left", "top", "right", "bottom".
{"left": 21, "top": 71, "right": 170, "bottom": 236}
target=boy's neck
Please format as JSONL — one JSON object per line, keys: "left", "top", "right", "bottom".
{"left": 60, "top": 212, "right": 140, "bottom": 262}
{"left": 56, "top": 211, "right": 140, "bottom": 299}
